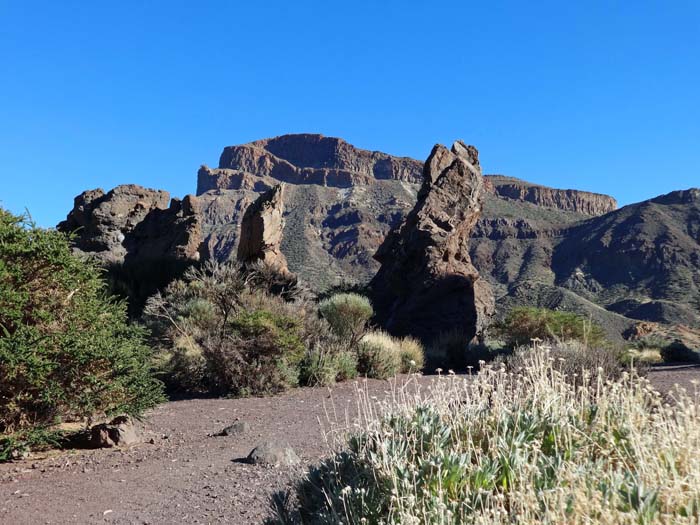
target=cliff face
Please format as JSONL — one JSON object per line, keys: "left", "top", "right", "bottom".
{"left": 485, "top": 175, "right": 618, "bottom": 216}
{"left": 197, "top": 134, "right": 423, "bottom": 194}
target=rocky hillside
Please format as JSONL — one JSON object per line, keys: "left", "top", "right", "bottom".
{"left": 59, "top": 134, "right": 700, "bottom": 340}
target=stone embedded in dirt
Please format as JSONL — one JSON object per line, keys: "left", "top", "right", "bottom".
{"left": 371, "top": 140, "right": 495, "bottom": 346}
{"left": 90, "top": 416, "right": 140, "bottom": 448}
{"left": 246, "top": 442, "right": 300, "bottom": 467}
{"left": 217, "top": 421, "right": 250, "bottom": 436}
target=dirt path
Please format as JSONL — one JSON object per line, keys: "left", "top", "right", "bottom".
{"left": 2, "top": 367, "right": 698, "bottom": 525}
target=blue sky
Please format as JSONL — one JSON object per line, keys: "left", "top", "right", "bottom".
{"left": 1, "top": 1, "right": 699, "bottom": 226}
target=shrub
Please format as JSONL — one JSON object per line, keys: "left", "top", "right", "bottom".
{"left": 281, "top": 348, "right": 700, "bottom": 524}
{"left": 396, "top": 337, "right": 425, "bottom": 373}
{"left": 356, "top": 331, "right": 400, "bottom": 379}
{"left": 495, "top": 306, "right": 608, "bottom": 348}
{"left": 299, "top": 341, "right": 360, "bottom": 387}
{"left": 318, "top": 293, "right": 373, "bottom": 348}
{"left": 428, "top": 328, "right": 497, "bottom": 370}
{"left": 660, "top": 341, "right": 700, "bottom": 363}
{"left": 0, "top": 210, "right": 163, "bottom": 441}
{"left": 144, "top": 261, "right": 343, "bottom": 395}
{"left": 504, "top": 341, "right": 627, "bottom": 385}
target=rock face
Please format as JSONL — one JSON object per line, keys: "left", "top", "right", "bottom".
{"left": 370, "top": 141, "right": 494, "bottom": 344}
{"left": 237, "top": 185, "right": 292, "bottom": 277}
{"left": 485, "top": 175, "right": 617, "bottom": 216}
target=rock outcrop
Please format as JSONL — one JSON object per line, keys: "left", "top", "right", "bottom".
{"left": 237, "top": 185, "right": 293, "bottom": 278}
{"left": 58, "top": 184, "right": 204, "bottom": 265}
{"left": 370, "top": 141, "right": 494, "bottom": 345}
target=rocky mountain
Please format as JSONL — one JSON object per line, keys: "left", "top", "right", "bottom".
{"left": 59, "top": 134, "right": 700, "bottom": 342}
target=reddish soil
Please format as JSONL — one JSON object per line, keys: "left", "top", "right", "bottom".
{"left": 1, "top": 367, "right": 698, "bottom": 525}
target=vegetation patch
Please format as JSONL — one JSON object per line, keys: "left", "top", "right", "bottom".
{"left": 279, "top": 347, "right": 700, "bottom": 524}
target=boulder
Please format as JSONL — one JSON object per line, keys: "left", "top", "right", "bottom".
{"left": 90, "top": 416, "right": 140, "bottom": 448}
{"left": 370, "top": 141, "right": 495, "bottom": 346}
{"left": 246, "top": 442, "right": 300, "bottom": 467}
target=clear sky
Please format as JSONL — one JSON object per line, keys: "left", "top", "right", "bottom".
{"left": 1, "top": 1, "right": 699, "bottom": 226}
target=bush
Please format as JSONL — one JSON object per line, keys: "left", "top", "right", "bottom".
{"left": 299, "top": 342, "right": 359, "bottom": 387}
{"left": 495, "top": 306, "right": 608, "bottom": 348}
{"left": 144, "top": 261, "right": 356, "bottom": 395}
{"left": 0, "top": 210, "right": 163, "bottom": 441}
{"left": 280, "top": 348, "right": 700, "bottom": 524}
{"left": 318, "top": 293, "right": 373, "bottom": 348}
{"left": 660, "top": 341, "right": 700, "bottom": 364}
{"left": 356, "top": 331, "right": 400, "bottom": 379}
{"left": 396, "top": 337, "right": 424, "bottom": 373}
{"left": 428, "top": 328, "right": 498, "bottom": 371}
{"left": 503, "top": 341, "right": 627, "bottom": 385}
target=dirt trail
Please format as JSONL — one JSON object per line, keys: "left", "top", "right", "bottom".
{"left": 1, "top": 368, "right": 698, "bottom": 525}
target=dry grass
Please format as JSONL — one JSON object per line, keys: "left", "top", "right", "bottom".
{"left": 283, "top": 346, "right": 700, "bottom": 524}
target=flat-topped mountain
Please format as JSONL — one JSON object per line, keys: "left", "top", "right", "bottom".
{"left": 59, "top": 134, "right": 699, "bottom": 341}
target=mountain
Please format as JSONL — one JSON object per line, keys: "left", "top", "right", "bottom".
{"left": 58, "top": 134, "right": 699, "bottom": 341}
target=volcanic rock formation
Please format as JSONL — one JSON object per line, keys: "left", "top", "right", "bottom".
{"left": 370, "top": 141, "right": 495, "bottom": 344}
{"left": 237, "top": 185, "right": 293, "bottom": 279}
{"left": 59, "top": 134, "right": 700, "bottom": 342}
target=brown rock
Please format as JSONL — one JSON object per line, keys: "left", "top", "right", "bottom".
{"left": 237, "top": 185, "right": 293, "bottom": 278}
{"left": 371, "top": 141, "right": 495, "bottom": 346}
{"left": 90, "top": 416, "right": 140, "bottom": 448}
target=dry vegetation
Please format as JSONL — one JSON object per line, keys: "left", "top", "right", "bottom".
{"left": 278, "top": 346, "right": 700, "bottom": 524}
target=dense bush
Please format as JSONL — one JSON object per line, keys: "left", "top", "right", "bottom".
{"left": 356, "top": 331, "right": 401, "bottom": 379}
{"left": 145, "top": 261, "right": 318, "bottom": 395}
{"left": 0, "top": 210, "right": 163, "bottom": 441}
{"left": 357, "top": 331, "right": 425, "bottom": 379}
{"left": 144, "top": 261, "right": 367, "bottom": 394}
{"left": 280, "top": 348, "right": 700, "bottom": 524}
{"left": 318, "top": 293, "right": 373, "bottom": 348}
{"left": 495, "top": 306, "right": 608, "bottom": 348}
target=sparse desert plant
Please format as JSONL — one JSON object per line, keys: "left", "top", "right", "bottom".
{"left": 504, "top": 340, "right": 627, "bottom": 384}
{"left": 0, "top": 209, "right": 163, "bottom": 445}
{"left": 318, "top": 293, "right": 373, "bottom": 349}
{"left": 281, "top": 347, "right": 700, "bottom": 524}
{"left": 356, "top": 330, "right": 401, "bottom": 379}
{"left": 495, "top": 306, "right": 608, "bottom": 348}
{"left": 396, "top": 336, "right": 425, "bottom": 373}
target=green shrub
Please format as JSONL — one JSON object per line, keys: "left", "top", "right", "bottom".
{"left": 0, "top": 209, "right": 163, "bottom": 441}
{"left": 495, "top": 306, "right": 608, "bottom": 348}
{"left": 299, "top": 343, "right": 361, "bottom": 387}
{"left": 144, "top": 261, "right": 334, "bottom": 396}
{"left": 396, "top": 336, "right": 425, "bottom": 373}
{"left": 357, "top": 331, "right": 400, "bottom": 379}
{"left": 318, "top": 293, "right": 373, "bottom": 347}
